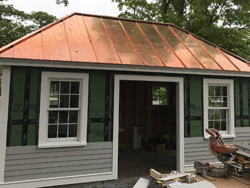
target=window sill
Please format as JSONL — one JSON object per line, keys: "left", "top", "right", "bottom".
{"left": 204, "top": 134, "right": 236, "bottom": 140}
{"left": 38, "top": 141, "right": 87, "bottom": 149}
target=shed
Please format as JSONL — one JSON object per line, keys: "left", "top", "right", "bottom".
{"left": 0, "top": 12, "right": 249, "bottom": 187}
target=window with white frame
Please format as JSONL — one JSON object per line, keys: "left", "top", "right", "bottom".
{"left": 203, "top": 79, "right": 235, "bottom": 139}
{"left": 38, "top": 72, "right": 89, "bottom": 148}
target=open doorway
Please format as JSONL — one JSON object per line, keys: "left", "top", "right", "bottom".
{"left": 118, "top": 80, "right": 177, "bottom": 178}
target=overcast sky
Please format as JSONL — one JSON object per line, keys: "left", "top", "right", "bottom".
{"left": 6, "top": 0, "right": 121, "bottom": 18}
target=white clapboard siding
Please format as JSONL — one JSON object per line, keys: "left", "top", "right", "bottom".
{"left": 184, "top": 127, "right": 250, "bottom": 170}
{"left": 4, "top": 142, "right": 113, "bottom": 182}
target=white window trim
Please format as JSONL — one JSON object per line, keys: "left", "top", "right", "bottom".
{"left": 38, "top": 72, "right": 89, "bottom": 148}
{"left": 203, "top": 78, "right": 235, "bottom": 139}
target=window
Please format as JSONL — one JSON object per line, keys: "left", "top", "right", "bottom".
{"left": 152, "top": 85, "right": 167, "bottom": 105}
{"left": 203, "top": 79, "right": 235, "bottom": 139}
{"left": 39, "top": 72, "right": 89, "bottom": 148}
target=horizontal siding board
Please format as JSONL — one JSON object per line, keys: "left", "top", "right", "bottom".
{"left": 235, "top": 127, "right": 250, "bottom": 133}
{"left": 6, "top": 158, "right": 112, "bottom": 171}
{"left": 5, "top": 153, "right": 113, "bottom": 166}
{"left": 5, "top": 168, "right": 112, "bottom": 182}
{"left": 5, "top": 163, "right": 112, "bottom": 177}
{"left": 5, "top": 142, "right": 112, "bottom": 154}
{"left": 6, "top": 148, "right": 112, "bottom": 160}
{"left": 4, "top": 142, "right": 113, "bottom": 182}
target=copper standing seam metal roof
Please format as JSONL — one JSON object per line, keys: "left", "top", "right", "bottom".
{"left": 0, "top": 12, "right": 249, "bottom": 72}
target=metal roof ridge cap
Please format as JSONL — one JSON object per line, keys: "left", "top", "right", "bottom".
{"left": 73, "top": 12, "right": 176, "bottom": 26}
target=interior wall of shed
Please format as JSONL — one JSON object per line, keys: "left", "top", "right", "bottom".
{"left": 118, "top": 80, "right": 177, "bottom": 177}
{"left": 119, "top": 80, "right": 177, "bottom": 150}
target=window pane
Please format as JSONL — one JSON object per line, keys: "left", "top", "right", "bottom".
{"left": 50, "top": 81, "right": 59, "bottom": 95}
{"left": 60, "top": 95, "right": 69, "bottom": 108}
{"left": 152, "top": 86, "right": 167, "bottom": 105}
{"left": 208, "top": 86, "right": 214, "bottom": 96}
{"left": 221, "top": 121, "right": 227, "bottom": 130}
{"left": 48, "top": 111, "right": 58, "bottom": 124}
{"left": 208, "top": 121, "right": 214, "bottom": 128}
{"left": 208, "top": 97, "right": 214, "bottom": 107}
{"left": 58, "top": 125, "right": 68, "bottom": 138}
{"left": 214, "top": 110, "right": 220, "bottom": 120}
{"left": 214, "top": 121, "right": 220, "bottom": 130}
{"left": 214, "top": 97, "right": 221, "bottom": 107}
{"left": 69, "top": 124, "right": 77, "bottom": 137}
{"left": 222, "top": 86, "right": 227, "bottom": 96}
{"left": 70, "top": 95, "right": 79, "bottom": 108}
{"left": 215, "top": 86, "right": 221, "bottom": 96}
{"left": 221, "top": 110, "right": 226, "bottom": 120}
{"left": 152, "top": 86, "right": 159, "bottom": 105}
{"left": 60, "top": 81, "right": 70, "bottom": 94}
{"left": 69, "top": 111, "right": 78, "bottom": 123}
{"left": 59, "top": 111, "right": 68, "bottom": 123}
{"left": 208, "top": 110, "right": 214, "bottom": 120}
{"left": 49, "top": 95, "right": 59, "bottom": 108}
{"left": 221, "top": 97, "right": 227, "bottom": 107}
{"left": 48, "top": 125, "right": 57, "bottom": 138}
{"left": 71, "top": 82, "right": 80, "bottom": 94}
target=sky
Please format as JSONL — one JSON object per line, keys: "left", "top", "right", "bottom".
{"left": 6, "top": 0, "right": 121, "bottom": 18}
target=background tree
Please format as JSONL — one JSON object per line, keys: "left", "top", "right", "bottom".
{"left": 112, "top": 0, "right": 250, "bottom": 61}
{"left": 0, "top": 0, "right": 60, "bottom": 47}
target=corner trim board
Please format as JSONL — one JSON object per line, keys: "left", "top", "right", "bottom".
{"left": 0, "top": 66, "right": 11, "bottom": 182}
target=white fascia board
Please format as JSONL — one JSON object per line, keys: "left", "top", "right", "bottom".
{"left": 1, "top": 58, "right": 250, "bottom": 78}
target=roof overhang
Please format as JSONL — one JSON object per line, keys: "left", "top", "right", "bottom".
{"left": 1, "top": 58, "right": 250, "bottom": 78}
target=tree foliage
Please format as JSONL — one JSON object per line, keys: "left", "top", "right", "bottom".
{"left": 0, "top": 0, "right": 58, "bottom": 47}
{"left": 112, "top": 0, "right": 250, "bottom": 61}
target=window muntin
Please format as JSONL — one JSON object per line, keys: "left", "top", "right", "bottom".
{"left": 152, "top": 86, "right": 167, "bottom": 105}
{"left": 48, "top": 80, "right": 80, "bottom": 140}
{"left": 208, "top": 85, "right": 229, "bottom": 132}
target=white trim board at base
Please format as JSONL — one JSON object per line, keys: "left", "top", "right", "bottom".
{"left": 113, "top": 74, "right": 184, "bottom": 173}
{"left": 0, "top": 172, "right": 114, "bottom": 188}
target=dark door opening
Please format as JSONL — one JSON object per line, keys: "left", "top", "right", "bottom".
{"left": 118, "top": 80, "right": 177, "bottom": 178}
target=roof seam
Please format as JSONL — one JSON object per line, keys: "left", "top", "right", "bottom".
{"left": 62, "top": 19, "right": 73, "bottom": 61}
{"left": 81, "top": 16, "right": 98, "bottom": 62}
{"left": 118, "top": 20, "right": 146, "bottom": 66}
{"left": 101, "top": 17, "right": 123, "bottom": 64}
{"left": 40, "top": 29, "right": 44, "bottom": 60}
{"left": 136, "top": 22, "right": 166, "bottom": 67}
{"left": 216, "top": 47, "right": 241, "bottom": 71}
{"left": 189, "top": 34, "right": 224, "bottom": 70}
{"left": 152, "top": 24, "right": 186, "bottom": 68}
{"left": 168, "top": 26, "right": 206, "bottom": 69}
